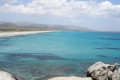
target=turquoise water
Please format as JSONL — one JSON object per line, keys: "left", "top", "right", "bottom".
{"left": 0, "top": 31, "right": 120, "bottom": 80}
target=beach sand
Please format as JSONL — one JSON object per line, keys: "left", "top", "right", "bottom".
{"left": 48, "top": 76, "right": 92, "bottom": 80}
{"left": 0, "top": 31, "right": 53, "bottom": 38}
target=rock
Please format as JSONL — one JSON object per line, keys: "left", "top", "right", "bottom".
{"left": 34, "top": 75, "right": 56, "bottom": 80}
{"left": 31, "top": 69, "right": 43, "bottom": 76}
{"left": 48, "top": 76, "right": 92, "bottom": 80}
{"left": 13, "top": 76, "right": 24, "bottom": 80}
{"left": 31, "top": 69, "right": 42, "bottom": 74}
{"left": 87, "top": 62, "right": 120, "bottom": 80}
{"left": 54, "top": 66, "right": 75, "bottom": 75}
{"left": 0, "top": 70, "right": 23, "bottom": 80}
{"left": 34, "top": 76, "right": 92, "bottom": 80}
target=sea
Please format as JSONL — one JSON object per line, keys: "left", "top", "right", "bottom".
{"left": 0, "top": 31, "right": 120, "bottom": 80}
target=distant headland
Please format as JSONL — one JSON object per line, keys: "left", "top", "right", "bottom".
{"left": 0, "top": 21, "right": 92, "bottom": 32}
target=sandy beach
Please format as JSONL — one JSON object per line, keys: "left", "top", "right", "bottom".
{"left": 0, "top": 31, "right": 53, "bottom": 38}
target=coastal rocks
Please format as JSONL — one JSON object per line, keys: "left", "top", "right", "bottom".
{"left": 34, "top": 76, "right": 92, "bottom": 80}
{"left": 0, "top": 69, "right": 23, "bottom": 80}
{"left": 48, "top": 76, "right": 92, "bottom": 80}
{"left": 87, "top": 62, "right": 120, "bottom": 80}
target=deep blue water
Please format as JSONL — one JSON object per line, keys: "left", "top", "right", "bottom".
{"left": 0, "top": 31, "right": 120, "bottom": 80}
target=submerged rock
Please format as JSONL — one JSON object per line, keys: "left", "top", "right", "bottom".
{"left": 54, "top": 66, "right": 75, "bottom": 75}
{"left": 31, "top": 69, "right": 43, "bottom": 76}
{"left": 0, "top": 69, "right": 23, "bottom": 80}
{"left": 34, "top": 75, "right": 57, "bottom": 80}
{"left": 87, "top": 62, "right": 120, "bottom": 80}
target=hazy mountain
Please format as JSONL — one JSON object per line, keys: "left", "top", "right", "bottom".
{"left": 0, "top": 22, "right": 92, "bottom": 31}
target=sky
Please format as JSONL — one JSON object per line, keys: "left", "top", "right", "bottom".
{"left": 0, "top": 0, "right": 120, "bottom": 31}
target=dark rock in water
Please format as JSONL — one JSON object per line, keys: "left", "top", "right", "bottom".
{"left": 115, "top": 58, "right": 120, "bottom": 60}
{"left": 19, "top": 67, "right": 26, "bottom": 69}
{"left": 96, "top": 48, "right": 120, "bottom": 50}
{"left": 106, "top": 48, "right": 120, "bottom": 50}
{"left": 98, "top": 38, "right": 120, "bottom": 40}
{"left": 35, "top": 55, "right": 65, "bottom": 60}
{"left": 96, "top": 48, "right": 104, "bottom": 50}
{"left": 31, "top": 69, "right": 43, "bottom": 76}
{"left": 87, "top": 62, "right": 120, "bottom": 80}
{"left": 31, "top": 69, "right": 42, "bottom": 74}
{"left": 5, "top": 53, "right": 65, "bottom": 61}
{"left": 13, "top": 76, "right": 24, "bottom": 80}
{"left": 97, "top": 55, "right": 107, "bottom": 58}
{"left": 54, "top": 66, "right": 75, "bottom": 76}
{"left": 55, "top": 66, "right": 70, "bottom": 72}
{"left": 34, "top": 75, "right": 56, "bottom": 80}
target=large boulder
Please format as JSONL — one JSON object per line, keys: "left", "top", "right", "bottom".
{"left": 0, "top": 70, "right": 23, "bottom": 80}
{"left": 48, "top": 76, "right": 92, "bottom": 80}
{"left": 35, "top": 76, "right": 92, "bottom": 80}
{"left": 87, "top": 62, "right": 120, "bottom": 80}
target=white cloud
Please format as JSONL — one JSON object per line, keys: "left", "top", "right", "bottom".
{"left": 5, "top": 0, "right": 18, "bottom": 3}
{"left": 71, "top": 19, "right": 83, "bottom": 23}
{"left": 0, "top": 0, "right": 120, "bottom": 18}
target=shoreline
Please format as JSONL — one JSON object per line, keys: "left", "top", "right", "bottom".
{"left": 0, "top": 62, "right": 119, "bottom": 80}
{"left": 0, "top": 31, "right": 53, "bottom": 38}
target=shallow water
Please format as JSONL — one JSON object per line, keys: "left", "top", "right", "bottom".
{"left": 0, "top": 31, "right": 120, "bottom": 80}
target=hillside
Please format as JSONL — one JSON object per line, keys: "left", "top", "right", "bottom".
{"left": 0, "top": 22, "right": 92, "bottom": 31}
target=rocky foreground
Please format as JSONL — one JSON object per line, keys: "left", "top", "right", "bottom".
{"left": 0, "top": 62, "right": 120, "bottom": 80}
{"left": 87, "top": 62, "right": 120, "bottom": 80}
{"left": 0, "top": 70, "right": 23, "bottom": 80}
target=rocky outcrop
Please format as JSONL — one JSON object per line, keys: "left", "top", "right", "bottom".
{"left": 34, "top": 76, "right": 92, "bottom": 80}
{"left": 0, "top": 62, "right": 119, "bottom": 80}
{"left": 48, "top": 76, "right": 92, "bottom": 80}
{"left": 0, "top": 69, "right": 23, "bottom": 80}
{"left": 87, "top": 62, "right": 120, "bottom": 80}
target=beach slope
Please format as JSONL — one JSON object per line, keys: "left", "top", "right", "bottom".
{"left": 0, "top": 31, "right": 52, "bottom": 38}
